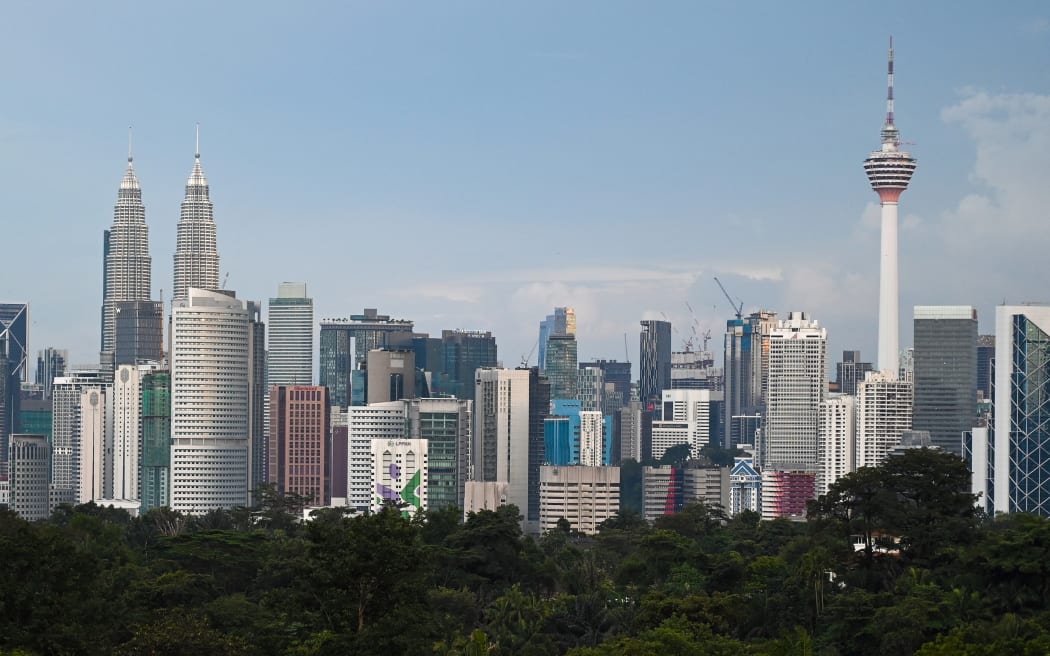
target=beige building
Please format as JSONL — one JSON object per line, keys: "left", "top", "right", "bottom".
{"left": 539, "top": 465, "right": 620, "bottom": 535}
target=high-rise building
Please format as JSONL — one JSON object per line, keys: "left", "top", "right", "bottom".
{"left": 247, "top": 302, "right": 267, "bottom": 499}
{"left": 347, "top": 401, "right": 407, "bottom": 511}
{"left": 992, "top": 305, "right": 1050, "bottom": 516}
{"left": 579, "top": 359, "right": 631, "bottom": 412}
{"left": 267, "top": 283, "right": 314, "bottom": 387}
{"left": 366, "top": 349, "right": 416, "bottom": 404}
{"left": 407, "top": 397, "right": 472, "bottom": 511}
{"left": 101, "top": 145, "right": 153, "bottom": 356}
{"left": 268, "top": 385, "right": 331, "bottom": 506}
{"left": 578, "top": 411, "right": 605, "bottom": 467}
{"left": 617, "top": 401, "right": 645, "bottom": 463}
{"left": 319, "top": 309, "right": 414, "bottom": 406}
{"left": 51, "top": 369, "right": 109, "bottom": 503}
{"left": 139, "top": 369, "right": 170, "bottom": 512}
{"left": 651, "top": 389, "right": 723, "bottom": 461}
{"left": 639, "top": 320, "right": 672, "bottom": 408}
{"left": 545, "top": 334, "right": 579, "bottom": 400}
{"left": 112, "top": 364, "right": 160, "bottom": 501}
{"left": 864, "top": 39, "right": 917, "bottom": 374}
{"left": 913, "top": 306, "right": 978, "bottom": 455}
{"left": 723, "top": 310, "right": 777, "bottom": 448}
{"left": 172, "top": 133, "right": 220, "bottom": 303}
{"left": 170, "top": 288, "right": 249, "bottom": 514}
{"left": 538, "top": 307, "right": 575, "bottom": 371}
{"left": 762, "top": 312, "right": 827, "bottom": 471}
{"left": 0, "top": 303, "right": 28, "bottom": 466}
{"left": 526, "top": 366, "right": 550, "bottom": 532}
{"left": 8, "top": 434, "right": 50, "bottom": 521}
{"left": 855, "top": 371, "right": 913, "bottom": 469}
{"left": 113, "top": 301, "right": 164, "bottom": 366}
{"left": 576, "top": 366, "right": 604, "bottom": 412}
{"left": 371, "top": 437, "right": 427, "bottom": 516}
{"left": 473, "top": 368, "right": 530, "bottom": 526}
{"left": 538, "top": 465, "right": 619, "bottom": 535}
{"left": 35, "top": 348, "right": 67, "bottom": 400}
{"left": 761, "top": 469, "right": 816, "bottom": 521}
{"left": 835, "top": 350, "right": 873, "bottom": 396}
{"left": 441, "top": 330, "right": 497, "bottom": 401}
{"left": 671, "top": 350, "right": 723, "bottom": 391}
{"left": 976, "top": 334, "right": 995, "bottom": 402}
{"left": 818, "top": 393, "right": 856, "bottom": 497}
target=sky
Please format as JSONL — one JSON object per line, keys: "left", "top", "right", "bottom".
{"left": 3, "top": 2, "right": 1050, "bottom": 374}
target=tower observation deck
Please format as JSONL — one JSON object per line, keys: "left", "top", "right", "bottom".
{"left": 864, "top": 38, "right": 916, "bottom": 376}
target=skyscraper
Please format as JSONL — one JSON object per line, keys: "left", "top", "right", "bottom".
{"left": 170, "top": 288, "right": 249, "bottom": 513}
{"left": 172, "top": 131, "right": 220, "bottom": 303}
{"left": 113, "top": 301, "right": 164, "bottom": 365}
{"left": 36, "top": 348, "right": 67, "bottom": 400}
{"left": 977, "top": 334, "right": 995, "bottom": 402}
{"left": 639, "top": 320, "right": 672, "bottom": 408}
{"left": 8, "top": 434, "right": 51, "bottom": 521}
{"left": 855, "top": 371, "right": 913, "bottom": 469}
{"left": 247, "top": 301, "right": 267, "bottom": 498}
{"left": 319, "top": 309, "right": 414, "bottom": 406}
{"left": 140, "top": 369, "right": 171, "bottom": 512}
{"left": 112, "top": 364, "right": 149, "bottom": 500}
{"left": 913, "top": 306, "right": 978, "bottom": 455}
{"left": 50, "top": 368, "right": 109, "bottom": 502}
{"left": 537, "top": 307, "right": 575, "bottom": 371}
{"left": 366, "top": 349, "right": 416, "bottom": 403}
{"left": 267, "top": 283, "right": 314, "bottom": 387}
{"left": 579, "top": 359, "right": 631, "bottom": 412}
{"left": 440, "top": 329, "right": 497, "bottom": 401}
{"left": 268, "top": 385, "right": 331, "bottom": 506}
{"left": 818, "top": 394, "right": 856, "bottom": 497}
{"left": 762, "top": 312, "right": 827, "bottom": 471}
{"left": 0, "top": 303, "right": 29, "bottom": 465}
{"left": 101, "top": 142, "right": 153, "bottom": 356}
{"left": 545, "top": 334, "right": 579, "bottom": 400}
{"left": 992, "top": 305, "right": 1050, "bottom": 516}
{"left": 864, "top": 39, "right": 917, "bottom": 374}
{"left": 723, "top": 310, "right": 777, "bottom": 448}
{"left": 408, "top": 397, "right": 472, "bottom": 512}
{"left": 836, "top": 350, "right": 873, "bottom": 396}
{"left": 473, "top": 368, "right": 531, "bottom": 526}
{"left": 526, "top": 366, "right": 551, "bottom": 532}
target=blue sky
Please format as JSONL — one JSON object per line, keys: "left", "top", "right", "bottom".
{"left": 3, "top": 2, "right": 1050, "bottom": 371}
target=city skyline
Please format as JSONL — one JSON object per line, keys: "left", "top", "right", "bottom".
{"left": 3, "top": 3, "right": 1050, "bottom": 368}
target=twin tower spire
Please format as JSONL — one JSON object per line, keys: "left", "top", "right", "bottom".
{"left": 101, "top": 127, "right": 220, "bottom": 354}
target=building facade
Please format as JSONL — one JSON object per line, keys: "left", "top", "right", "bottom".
{"left": 855, "top": 371, "right": 913, "bottom": 469}
{"left": 651, "top": 389, "right": 723, "bottom": 461}
{"left": 545, "top": 334, "right": 578, "bottom": 400}
{"left": 762, "top": 312, "right": 827, "bottom": 471}
{"left": 170, "top": 288, "right": 249, "bottom": 514}
{"left": 267, "top": 283, "right": 314, "bottom": 389}
{"left": 723, "top": 310, "right": 777, "bottom": 448}
{"left": 818, "top": 393, "right": 856, "bottom": 497}
{"left": 101, "top": 151, "right": 153, "bottom": 357}
{"left": 347, "top": 401, "right": 407, "bottom": 511}
{"left": 371, "top": 437, "right": 427, "bottom": 516}
{"left": 140, "top": 370, "right": 170, "bottom": 512}
{"left": 8, "top": 434, "right": 50, "bottom": 521}
{"left": 539, "top": 465, "right": 620, "bottom": 535}
{"left": 912, "top": 306, "right": 977, "bottom": 455}
{"left": 473, "top": 368, "right": 530, "bottom": 525}
{"left": 172, "top": 142, "right": 220, "bottom": 303}
{"left": 269, "top": 385, "right": 330, "bottom": 506}
{"left": 993, "top": 305, "right": 1050, "bottom": 516}
{"left": 639, "top": 320, "right": 672, "bottom": 408}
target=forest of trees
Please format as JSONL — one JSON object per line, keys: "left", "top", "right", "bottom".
{"left": 2, "top": 449, "right": 1049, "bottom": 655}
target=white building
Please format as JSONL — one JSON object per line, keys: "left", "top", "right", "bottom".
{"left": 112, "top": 363, "right": 161, "bottom": 501}
{"left": 539, "top": 465, "right": 620, "bottom": 535}
{"left": 473, "top": 368, "right": 531, "bottom": 523}
{"left": 729, "top": 457, "right": 761, "bottom": 516}
{"left": 266, "top": 282, "right": 314, "bottom": 387}
{"left": 762, "top": 311, "right": 827, "bottom": 471}
{"left": 463, "top": 481, "right": 509, "bottom": 518}
{"left": 577, "top": 366, "right": 604, "bottom": 412}
{"left": 371, "top": 437, "right": 427, "bottom": 515}
{"left": 51, "top": 370, "right": 110, "bottom": 503}
{"left": 579, "top": 411, "right": 605, "bottom": 466}
{"left": 818, "top": 393, "right": 856, "bottom": 497}
{"left": 170, "top": 288, "right": 250, "bottom": 514}
{"left": 347, "top": 401, "right": 407, "bottom": 511}
{"left": 651, "top": 389, "right": 722, "bottom": 460}
{"left": 855, "top": 371, "right": 913, "bottom": 469}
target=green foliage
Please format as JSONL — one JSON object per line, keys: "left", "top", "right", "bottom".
{"left": 1, "top": 453, "right": 1049, "bottom": 654}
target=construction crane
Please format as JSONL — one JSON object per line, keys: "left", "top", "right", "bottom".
{"left": 520, "top": 337, "right": 539, "bottom": 369}
{"left": 221, "top": 272, "right": 230, "bottom": 290}
{"left": 714, "top": 276, "right": 744, "bottom": 320}
{"left": 701, "top": 329, "right": 712, "bottom": 351}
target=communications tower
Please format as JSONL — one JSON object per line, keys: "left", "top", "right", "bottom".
{"left": 863, "top": 38, "right": 917, "bottom": 376}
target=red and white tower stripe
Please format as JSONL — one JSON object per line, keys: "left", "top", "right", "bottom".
{"left": 863, "top": 38, "right": 916, "bottom": 376}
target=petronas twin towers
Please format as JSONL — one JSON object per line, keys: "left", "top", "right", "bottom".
{"left": 100, "top": 132, "right": 220, "bottom": 357}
